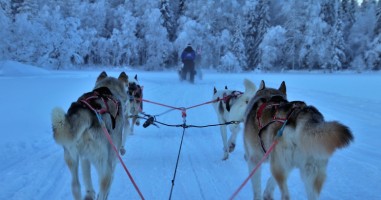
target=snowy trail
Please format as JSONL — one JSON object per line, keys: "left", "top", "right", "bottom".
{"left": 0, "top": 69, "right": 380, "bottom": 200}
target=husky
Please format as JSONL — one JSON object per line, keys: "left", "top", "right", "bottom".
{"left": 51, "top": 71, "right": 129, "bottom": 200}
{"left": 243, "top": 80, "right": 354, "bottom": 200}
{"left": 119, "top": 74, "right": 143, "bottom": 155}
{"left": 127, "top": 74, "right": 143, "bottom": 134}
{"left": 212, "top": 79, "right": 257, "bottom": 160}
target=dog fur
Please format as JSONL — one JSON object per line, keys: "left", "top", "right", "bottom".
{"left": 126, "top": 74, "right": 143, "bottom": 135}
{"left": 243, "top": 80, "right": 354, "bottom": 200}
{"left": 119, "top": 74, "right": 143, "bottom": 155}
{"left": 212, "top": 79, "right": 257, "bottom": 160}
{"left": 51, "top": 71, "right": 129, "bottom": 200}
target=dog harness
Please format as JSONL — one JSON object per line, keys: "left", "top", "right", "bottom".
{"left": 79, "top": 87, "right": 120, "bottom": 129}
{"left": 256, "top": 100, "right": 302, "bottom": 153}
{"left": 222, "top": 91, "right": 243, "bottom": 112}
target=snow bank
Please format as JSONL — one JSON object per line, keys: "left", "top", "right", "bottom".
{"left": 0, "top": 60, "right": 50, "bottom": 76}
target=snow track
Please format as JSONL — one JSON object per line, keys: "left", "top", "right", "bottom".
{"left": 1, "top": 70, "right": 380, "bottom": 199}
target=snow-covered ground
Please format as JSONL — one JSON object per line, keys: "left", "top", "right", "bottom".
{"left": 0, "top": 61, "right": 380, "bottom": 200}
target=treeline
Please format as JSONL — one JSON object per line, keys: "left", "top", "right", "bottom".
{"left": 0, "top": 0, "right": 380, "bottom": 71}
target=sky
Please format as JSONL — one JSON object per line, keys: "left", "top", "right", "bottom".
{"left": 0, "top": 61, "right": 380, "bottom": 199}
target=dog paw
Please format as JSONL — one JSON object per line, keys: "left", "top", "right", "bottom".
{"left": 263, "top": 195, "right": 274, "bottom": 200}
{"left": 84, "top": 190, "right": 96, "bottom": 200}
{"left": 120, "top": 147, "right": 126, "bottom": 155}
{"left": 228, "top": 143, "right": 236, "bottom": 153}
{"left": 222, "top": 152, "right": 229, "bottom": 160}
{"left": 135, "top": 120, "right": 140, "bottom": 126}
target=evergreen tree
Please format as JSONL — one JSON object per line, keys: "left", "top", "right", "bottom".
{"left": 179, "top": 0, "right": 185, "bottom": 16}
{"left": 330, "top": 16, "right": 348, "bottom": 70}
{"left": 283, "top": 0, "right": 307, "bottom": 70}
{"left": 245, "top": 0, "right": 270, "bottom": 71}
{"left": 348, "top": 0, "right": 376, "bottom": 70}
{"left": 0, "top": 0, "right": 10, "bottom": 60}
{"left": 340, "top": 0, "right": 356, "bottom": 38}
{"left": 160, "top": 0, "right": 176, "bottom": 42}
{"left": 244, "top": 2, "right": 256, "bottom": 71}
{"left": 230, "top": 18, "right": 247, "bottom": 70}
{"left": 374, "top": 0, "right": 381, "bottom": 35}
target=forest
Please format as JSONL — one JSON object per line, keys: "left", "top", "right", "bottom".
{"left": 0, "top": 0, "right": 380, "bottom": 72}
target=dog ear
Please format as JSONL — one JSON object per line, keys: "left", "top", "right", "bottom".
{"left": 118, "top": 72, "right": 129, "bottom": 84}
{"left": 244, "top": 79, "right": 256, "bottom": 93}
{"left": 96, "top": 71, "right": 108, "bottom": 82}
{"left": 213, "top": 87, "right": 217, "bottom": 94}
{"left": 278, "top": 81, "right": 286, "bottom": 94}
{"left": 134, "top": 74, "right": 138, "bottom": 81}
{"left": 259, "top": 80, "right": 265, "bottom": 90}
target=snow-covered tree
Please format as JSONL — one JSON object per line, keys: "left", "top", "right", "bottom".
{"left": 340, "top": 0, "right": 356, "bottom": 39}
{"left": 0, "top": 1, "right": 10, "bottom": 60}
{"left": 259, "top": 25, "right": 286, "bottom": 71}
{"left": 283, "top": 0, "right": 308, "bottom": 70}
{"left": 329, "top": 16, "right": 348, "bottom": 71}
{"left": 140, "top": 8, "right": 171, "bottom": 70}
{"left": 348, "top": 0, "right": 377, "bottom": 70}
{"left": 230, "top": 18, "right": 247, "bottom": 70}
{"left": 217, "top": 51, "right": 241, "bottom": 73}
{"left": 245, "top": 0, "right": 270, "bottom": 71}
{"left": 160, "top": 0, "right": 176, "bottom": 42}
{"left": 374, "top": 0, "right": 381, "bottom": 35}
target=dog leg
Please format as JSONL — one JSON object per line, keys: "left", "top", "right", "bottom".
{"left": 64, "top": 149, "right": 81, "bottom": 200}
{"left": 97, "top": 165, "right": 114, "bottom": 200}
{"left": 81, "top": 159, "right": 96, "bottom": 200}
{"left": 228, "top": 124, "right": 240, "bottom": 153}
{"left": 300, "top": 160, "right": 327, "bottom": 200}
{"left": 270, "top": 156, "right": 291, "bottom": 200}
{"left": 263, "top": 177, "right": 276, "bottom": 200}
{"left": 247, "top": 157, "right": 262, "bottom": 200}
{"left": 219, "top": 124, "right": 229, "bottom": 160}
{"left": 120, "top": 115, "right": 130, "bottom": 155}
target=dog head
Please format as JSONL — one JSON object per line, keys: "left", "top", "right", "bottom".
{"left": 245, "top": 80, "right": 287, "bottom": 118}
{"left": 128, "top": 74, "right": 143, "bottom": 101}
{"left": 94, "top": 71, "right": 129, "bottom": 104}
{"left": 254, "top": 80, "right": 287, "bottom": 102}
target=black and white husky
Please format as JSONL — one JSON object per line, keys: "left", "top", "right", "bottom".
{"left": 119, "top": 74, "right": 143, "bottom": 155}
{"left": 51, "top": 71, "right": 128, "bottom": 200}
{"left": 212, "top": 79, "right": 257, "bottom": 160}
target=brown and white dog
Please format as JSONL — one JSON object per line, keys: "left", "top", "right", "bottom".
{"left": 51, "top": 71, "right": 128, "bottom": 200}
{"left": 212, "top": 79, "right": 256, "bottom": 160}
{"left": 243, "top": 80, "right": 354, "bottom": 200}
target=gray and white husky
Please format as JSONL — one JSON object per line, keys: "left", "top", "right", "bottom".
{"left": 212, "top": 79, "right": 256, "bottom": 160}
{"left": 51, "top": 71, "right": 129, "bottom": 200}
{"left": 243, "top": 80, "right": 354, "bottom": 200}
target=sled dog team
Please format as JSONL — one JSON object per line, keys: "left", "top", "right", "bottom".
{"left": 51, "top": 71, "right": 353, "bottom": 200}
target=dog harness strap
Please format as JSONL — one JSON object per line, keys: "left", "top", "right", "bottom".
{"left": 80, "top": 90, "right": 120, "bottom": 129}
{"left": 257, "top": 102, "right": 296, "bottom": 153}
{"left": 256, "top": 103, "right": 268, "bottom": 129}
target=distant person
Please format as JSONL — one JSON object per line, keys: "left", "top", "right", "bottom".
{"left": 180, "top": 44, "right": 196, "bottom": 83}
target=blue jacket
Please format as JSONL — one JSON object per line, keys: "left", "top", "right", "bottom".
{"left": 181, "top": 46, "right": 196, "bottom": 62}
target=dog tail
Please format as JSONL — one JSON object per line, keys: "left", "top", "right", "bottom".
{"left": 51, "top": 107, "right": 92, "bottom": 145}
{"left": 299, "top": 121, "right": 354, "bottom": 157}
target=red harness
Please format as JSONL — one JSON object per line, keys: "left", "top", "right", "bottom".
{"left": 256, "top": 102, "right": 299, "bottom": 153}
{"left": 221, "top": 91, "right": 243, "bottom": 112}
{"left": 79, "top": 89, "right": 120, "bottom": 129}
